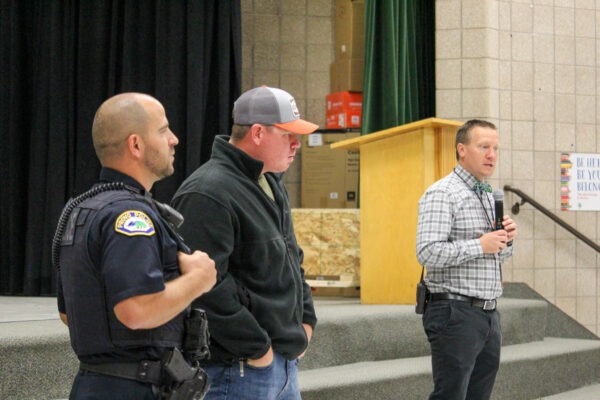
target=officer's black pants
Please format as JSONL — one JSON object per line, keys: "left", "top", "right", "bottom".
{"left": 423, "top": 300, "right": 502, "bottom": 400}
{"left": 70, "top": 369, "right": 156, "bottom": 400}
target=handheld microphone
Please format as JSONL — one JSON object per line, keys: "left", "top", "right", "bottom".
{"left": 493, "top": 190, "right": 504, "bottom": 231}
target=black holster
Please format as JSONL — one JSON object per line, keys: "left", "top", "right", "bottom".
{"left": 160, "top": 348, "right": 209, "bottom": 400}
{"left": 415, "top": 281, "right": 429, "bottom": 315}
{"left": 161, "top": 309, "right": 211, "bottom": 400}
{"left": 415, "top": 267, "right": 429, "bottom": 315}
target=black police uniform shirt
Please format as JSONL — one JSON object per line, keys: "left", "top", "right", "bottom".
{"left": 57, "top": 168, "right": 184, "bottom": 364}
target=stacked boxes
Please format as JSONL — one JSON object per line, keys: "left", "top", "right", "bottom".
{"left": 327, "top": 0, "right": 364, "bottom": 129}
{"left": 300, "top": 0, "right": 364, "bottom": 210}
{"left": 297, "top": 0, "right": 364, "bottom": 290}
{"left": 300, "top": 132, "right": 359, "bottom": 208}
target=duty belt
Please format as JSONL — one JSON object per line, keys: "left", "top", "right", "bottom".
{"left": 80, "top": 360, "right": 162, "bottom": 385}
{"left": 429, "top": 292, "right": 497, "bottom": 311}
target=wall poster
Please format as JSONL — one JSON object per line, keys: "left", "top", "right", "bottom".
{"left": 560, "top": 152, "right": 600, "bottom": 211}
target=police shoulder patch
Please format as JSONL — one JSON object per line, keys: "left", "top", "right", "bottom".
{"left": 114, "top": 210, "right": 156, "bottom": 236}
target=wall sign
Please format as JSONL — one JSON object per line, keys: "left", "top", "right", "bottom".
{"left": 560, "top": 152, "right": 600, "bottom": 211}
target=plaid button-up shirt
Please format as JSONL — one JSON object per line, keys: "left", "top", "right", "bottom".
{"left": 416, "top": 165, "right": 513, "bottom": 300}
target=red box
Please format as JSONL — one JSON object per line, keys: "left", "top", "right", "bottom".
{"left": 326, "top": 91, "right": 363, "bottom": 129}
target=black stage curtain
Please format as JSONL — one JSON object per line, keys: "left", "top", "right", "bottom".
{"left": 0, "top": 1, "right": 241, "bottom": 295}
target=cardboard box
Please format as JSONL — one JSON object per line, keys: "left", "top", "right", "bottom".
{"left": 334, "top": 0, "right": 365, "bottom": 60}
{"left": 301, "top": 132, "right": 360, "bottom": 208}
{"left": 330, "top": 58, "right": 364, "bottom": 92}
{"left": 326, "top": 91, "right": 363, "bottom": 129}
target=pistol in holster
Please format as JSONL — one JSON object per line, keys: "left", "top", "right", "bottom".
{"left": 160, "top": 308, "right": 211, "bottom": 399}
{"left": 160, "top": 347, "right": 209, "bottom": 400}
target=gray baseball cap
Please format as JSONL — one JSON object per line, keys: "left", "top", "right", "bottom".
{"left": 233, "top": 86, "right": 319, "bottom": 134}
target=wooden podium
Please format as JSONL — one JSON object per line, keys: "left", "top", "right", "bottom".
{"left": 331, "top": 118, "right": 463, "bottom": 304}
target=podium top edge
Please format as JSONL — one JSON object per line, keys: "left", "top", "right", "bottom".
{"left": 330, "top": 117, "right": 463, "bottom": 150}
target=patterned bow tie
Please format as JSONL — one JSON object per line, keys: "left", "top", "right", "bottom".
{"left": 474, "top": 181, "right": 492, "bottom": 194}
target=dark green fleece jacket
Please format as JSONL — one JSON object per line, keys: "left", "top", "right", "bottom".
{"left": 171, "top": 136, "right": 317, "bottom": 364}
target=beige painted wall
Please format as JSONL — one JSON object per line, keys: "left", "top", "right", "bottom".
{"left": 241, "top": 0, "right": 599, "bottom": 335}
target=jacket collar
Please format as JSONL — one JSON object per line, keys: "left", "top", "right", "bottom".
{"left": 211, "top": 135, "right": 265, "bottom": 181}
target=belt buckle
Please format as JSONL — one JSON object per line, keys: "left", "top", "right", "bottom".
{"left": 482, "top": 300, "right": 496, "bottom": 310}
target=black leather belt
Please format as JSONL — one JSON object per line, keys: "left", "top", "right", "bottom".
{"left": 80, "top": 360, "right": 162, "bottom": 385}
{"left": 429, "top": 292, "right": 497, "bottom": 311}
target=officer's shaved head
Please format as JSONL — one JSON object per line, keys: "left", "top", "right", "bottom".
{"left": 92, "top": 93, "right": 157, "bottom": 163}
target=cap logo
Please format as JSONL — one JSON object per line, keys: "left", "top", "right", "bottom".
{"left": 288, "top": 98, "right": 300, "bottom": 119}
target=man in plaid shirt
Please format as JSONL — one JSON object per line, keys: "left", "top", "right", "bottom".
{"left": 416, "top": 119, "right": 518, "bottom": 400}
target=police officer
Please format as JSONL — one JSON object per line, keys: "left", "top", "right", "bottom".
{"left": 54, "top": 92, "right": 217, "bottom": 399}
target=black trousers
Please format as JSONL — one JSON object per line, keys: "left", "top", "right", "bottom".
{"left": 70, "top": 370, "right": 157, "bottom": 400}
{"left": 423, "top": 300, "right": 502, "bottom": 400}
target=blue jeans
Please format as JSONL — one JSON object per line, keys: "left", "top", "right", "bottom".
{"left": 423, "top": 300, "right": 502, "bottom": 400}
{"left": 203, "top": 352, "right": 301, "bottom": 400}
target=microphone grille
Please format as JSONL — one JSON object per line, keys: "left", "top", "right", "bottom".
{"left": 493, "top": 190, "right": 504, "bottom": 201}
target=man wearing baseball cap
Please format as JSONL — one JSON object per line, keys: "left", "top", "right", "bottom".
{"left": 171, "top": 86, "right": 319, "bottom": 399}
